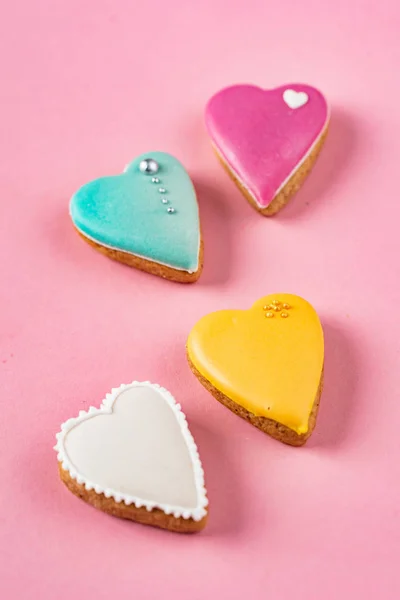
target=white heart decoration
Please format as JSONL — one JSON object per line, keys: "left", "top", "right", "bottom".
{"left": 283, "top": 89, "right": 309, "bottom": 109}
{"left": 54, "top": 382, "right": 208, "bottom": 521}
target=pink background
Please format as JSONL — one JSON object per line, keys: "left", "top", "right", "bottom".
{"left": 1, "top": 1, "right": 399, "bottom": 598}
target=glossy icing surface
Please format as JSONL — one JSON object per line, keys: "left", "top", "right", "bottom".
{"left": 55, "top": 382, "right": 208, "bottom": 521}
{"left": 70, "top": 152, "right": 201, "bottom": 272}
{"left": 187, "top": 294, "right": 324, "bottom": 434}
{"left": 205, "top": 84, "right": 329, "bottom": 208}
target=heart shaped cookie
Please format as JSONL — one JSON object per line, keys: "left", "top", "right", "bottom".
{"left": 187, "top": 294, "right": 324, "bottom": 446}
{"left": 54, "top": 382, "right": 208, "bottom": 532}
{"left": 205, "top": 84, "right": 329, "bottom": 216}
{"left": 70, "top": 152, "right": 203, "bottom": 282}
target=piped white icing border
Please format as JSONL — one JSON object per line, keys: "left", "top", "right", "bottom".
{"left": 54, "top": 381, "right": 208, "bottom": 522}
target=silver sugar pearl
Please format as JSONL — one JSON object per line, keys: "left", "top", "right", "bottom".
{"left": 139, "top": 158, "right": 159, "bottom": 174}
{"left": 158, "top": 187, "right": 166, "bottom": 193}
{"left": 151, "top": 177, "right": 160, "bottom": 183}
{"left": 161, "top": 198, "right": 169, "bottom": 204}
{"left": 167, "top": 207, "right": 175, "bottom": 213}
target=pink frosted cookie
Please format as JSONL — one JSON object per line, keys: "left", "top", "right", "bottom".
{"left": 205, "top": 84, "right": 329, "bottom": 216}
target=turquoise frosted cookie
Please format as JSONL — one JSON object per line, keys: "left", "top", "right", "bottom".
{"left": 70, "top": 152, "right": 203, "bottom": 282}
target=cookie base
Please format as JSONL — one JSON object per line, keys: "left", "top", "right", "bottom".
{"left": 187, "top": 354, "right": 323, "bottom": 446}
{"left": 214, "top": 123, "right": 329, "bottom": 216}
{"left": 74, "top": 228, "right": 204, "bottom": 283}
{"left": 59, "top": 464, "right": 207, "bottom": 533}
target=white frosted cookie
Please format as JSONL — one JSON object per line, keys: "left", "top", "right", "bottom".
{"left": 55, "top": 382, "right": 208, "bottom": 532}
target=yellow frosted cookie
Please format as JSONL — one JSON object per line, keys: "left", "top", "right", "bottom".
{"left": 187, "top": 294, "right": 324, "bottom": 446}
